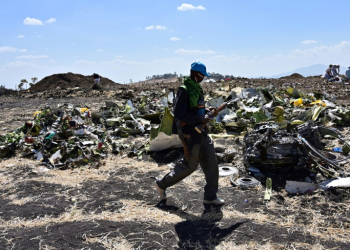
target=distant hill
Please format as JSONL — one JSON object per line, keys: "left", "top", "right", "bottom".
{"left": 267, "top": 64, "right": 348, "bottom": 78}
{"left": 29, "top": 72, "right": 121, "bottom": 92}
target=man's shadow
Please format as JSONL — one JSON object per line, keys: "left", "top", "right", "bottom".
{"left": 156, "top": 201, "right": 246, "bottom": 249}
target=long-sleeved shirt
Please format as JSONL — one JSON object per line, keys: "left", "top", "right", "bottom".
{"left": 172, "top": 87, "right": 206, "bottom": 144}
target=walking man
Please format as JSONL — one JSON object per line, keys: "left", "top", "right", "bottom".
{"left": 155, "top": 62, "right": 224, "bottom": 205}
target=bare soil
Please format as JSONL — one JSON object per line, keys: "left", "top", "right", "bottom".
{"left": 0, "top": 73, "right": 350, "bottom": 249}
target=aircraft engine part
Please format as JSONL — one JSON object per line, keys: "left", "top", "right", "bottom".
{"left": 219, "top": 165, "right": 238, "bottom": 177}
{"left": 243, "top": 122, "right": 309, "bottom": 170}
{"left": 231, "top": 176, "right": 261, "bottom": 188}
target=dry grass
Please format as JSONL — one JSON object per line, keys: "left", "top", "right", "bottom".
{"left": 85, "top": 235, "right": 135, "bottom": 250}
{"left": 1, "top": 155, "right": 350, "bottom": 248}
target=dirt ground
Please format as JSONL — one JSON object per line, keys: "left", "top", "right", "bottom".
{"left": 1, "top": 74, "right": 350, "bottom": 249}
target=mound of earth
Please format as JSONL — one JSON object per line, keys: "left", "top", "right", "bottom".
{"left": 280, "top": 73, "right": 304, "bottom": 80}
{"left": 29, "top": 72, "right": 121, "bottom": 93}
{"left": 0, "top": 86, "right": 17, "bottom": 96}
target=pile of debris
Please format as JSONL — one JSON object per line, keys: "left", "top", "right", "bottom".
{"left": 1, "top": 83, "right": 350, "bottom": 192}
{"left": 0, "top": 89, "right": 175, "bottom": 168}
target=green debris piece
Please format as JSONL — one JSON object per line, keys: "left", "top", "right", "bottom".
{"left": 125, "top": 100, "right": 134, "bottom": 114}
{"left": 159, "top": 107, "right": 174, "bottom": 136}
{"left": 150, "top": 126, "right": 160, "bottom": 140}
{"left": 286, "top": 87, "right": 300, "bottom": 98}
{"left": 121, "top": 131, "right": 129, "bottom": 138}
{"left": 118, "top": 127, "right": 142, "bottom": 135}
{"left": 312, "top": 106, "right": 326, "bottom": 121}
{"left": 29, "top": 123, "right": 42, "bottom": 136}
{"left": 150, "top": 107, "right": 174, "bottom": 141}
{"left": 138, "top": 97, "right": 147, "bottom": 109}
{"left": 291, "top": 120, "right": 305, "bottom": 126}
{"left": 272, "top": 106, "right": 285, "bottom": 123}
{"left": 92, "top": 149, "right": 101, "bottom": 156}
{"left": 236, "top": 109, "right": 243, "bottom": 118}
{"left": 125, "top": 104, "right": 131, "bottom": 113}
{"left": 252, "top": 110, "right": 268, "bottom": 123}
{"left": 2, "top": 132, "right": 24, "bottom": 143}
{"left": 343, "top": 145, "right": 350, "bottom": 156}
{"left": 208, "top": 120, "right": 224, "bottom": 134}
{"left": 273, "top": 94, "right": 285, "bottom": 104}
{"left": 264, "top": 178, "right": 272, "bottom": 201}
{"left": 106, "top": 117, "right": 123, "bottom": 127}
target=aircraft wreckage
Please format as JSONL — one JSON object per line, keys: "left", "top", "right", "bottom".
{"left": 1, "top": 83, "right": 350, "bottom": 191}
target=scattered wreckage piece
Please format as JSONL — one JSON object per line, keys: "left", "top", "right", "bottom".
{"left": 243, "top": 122, "right": 310, "bottom": 171}
{"left": 219, "top": 165, "right": 238, "bottom": 177}
{"left": 286, "top": 177, "right": 350, "bottom": 194}
{"left": 264, "top": 178, "right": 272, "bottom": 200}
{"left": 243, "top": 121, "right": 350, "bottom": 179}
{"left": 324, "top": 177, "right": 350, "bottom": 188}
{"left": 285, "top": 181, "right": 319, "bottom": 194}
{"left": 231, "top": 176, "right": 261, "bottom": 188}
{"left": 297, "top": 122, "right": 350, "bottom": 177}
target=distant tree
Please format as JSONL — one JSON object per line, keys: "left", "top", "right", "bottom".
{"left": 19, "top": 79, "right": 27, "bottom": 90}
{"left": 130, "top": 79, "right": 133, "bottom": 83}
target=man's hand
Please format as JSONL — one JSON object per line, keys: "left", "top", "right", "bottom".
{"left": 206, "top": 107, "right": 218, "bottom": 116}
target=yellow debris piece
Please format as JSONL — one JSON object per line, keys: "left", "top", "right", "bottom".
{"left": 310, "top": 100, "right": 327, "bottom": 107}
{"left": 33, "top": 111, "right": 42, "bottom": 117}
{"left": 293, "top": 98, "right": 303, "bottom": 107}
{"left": 287, "top": 87, "right": 294, "bottom": 96}
{"left": 80, "top": 108, "right": 89, "bottom": 113}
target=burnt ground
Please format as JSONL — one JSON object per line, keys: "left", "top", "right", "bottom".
{"left": 0, "top": 73, "right": 350, "bottom": 249}
{"left": 1, "top": 161, "right": 350, "bottom": 250}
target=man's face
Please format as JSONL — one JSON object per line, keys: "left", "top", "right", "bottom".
{"left": 192, "top": 71, "right": 206, "bottom": 83}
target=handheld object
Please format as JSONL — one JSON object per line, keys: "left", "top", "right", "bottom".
{"left": 195, "top": 98, "right": 238, "bottom": 133}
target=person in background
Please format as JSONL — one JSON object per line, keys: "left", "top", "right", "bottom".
{"left": 93, "top": 73, "right": 101, "bottom": 84}
{"left": 331, "top": 65, "right": 340, "bottom": 77}
{"left": 346, "top": 66, "right": 350, "bottom": 80}
{"left": 154, "top": 62, "right": 225, "bottom": 206}
{"left": 324, "top": 64, "right": 333, "bottom": 80}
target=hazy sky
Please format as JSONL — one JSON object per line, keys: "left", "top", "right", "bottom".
{"left": 1, "top": 0, "right": 350, "bottom": 88}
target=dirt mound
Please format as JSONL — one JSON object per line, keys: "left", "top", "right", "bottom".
{"left": 29, "top": 72, "right": 121, "bottom": 92}
{"left": 290, "top": 73, "right": 304, "bottom": 78}
{"left": 280, "top": 73, "right": 304, "bottom": 80}
{"left": 0, "top": 86, "right": 17, "bottom": 96}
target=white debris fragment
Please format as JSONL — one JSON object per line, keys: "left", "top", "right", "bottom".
{"left": 149, "top": 132, "right": 182, "bottom": 151}
{"left": 285, "top": 181, "right": 319, "bottom": 194}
